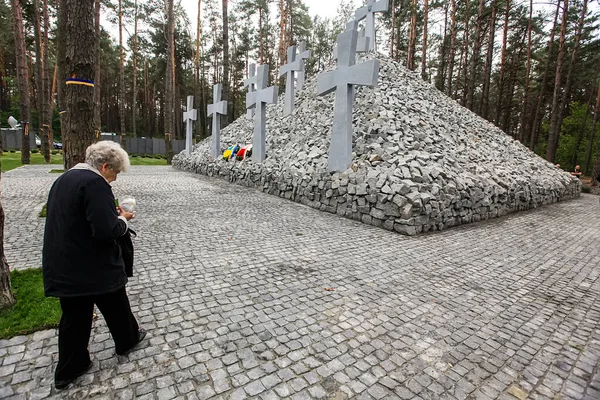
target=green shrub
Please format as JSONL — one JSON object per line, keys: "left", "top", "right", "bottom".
{"left": 31, "top": 149, "right": 39, "bottom": 153}
{"left": 51, "top": 150, "right": 58, "bottom": 155}
{"left": 9, "top": 150, "right": 15, "bottom": 153}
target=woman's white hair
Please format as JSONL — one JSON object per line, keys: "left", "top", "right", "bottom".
{"left": 85, "top": 141, "right": 130, "bottom": 172}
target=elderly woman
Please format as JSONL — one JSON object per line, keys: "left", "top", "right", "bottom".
{"left": 42, "top": 141, "right": 145, "bottom": 389}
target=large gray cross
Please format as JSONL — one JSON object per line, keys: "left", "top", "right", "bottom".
{"left": 317, "top": 27, "right": 380, "bottom": 172}
{"left": 278, "top": 46, "right": 303, "bottom": 116}
{"left": 246, "top": 65, "right": 278, "bottom": 162}
{"left": 333, "top": 20, "right": 370, "bottom": 61}
{"left": 355, "top": 0, "right": 389, "bottom": 52}
{"left": 296, "top": 41, "right": 312, "bottom": 91}
{"left": 243, "top": 64, "right": 257, "bottom": 120}
{"left": 183, "top": 95, "right": 197, "bottom": 156}
{"left": 207, "top": 84, "right": 227, "bottom": 159}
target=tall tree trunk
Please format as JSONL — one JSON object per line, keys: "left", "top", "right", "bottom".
{"left": 43, "top": 0, "right": 52, "bottom": 154}
{"left": 517, "top": 0, "right": 533, "bottom": 143}
{"left": 165, "top": 0, "right": 174, "bottom": 164}
{"left": 63, "top": 0, "right": 96, "bottom": 169}
{"left": 407, "top": 0, "right": 417, "bottom": 71}
{"left": 259, "top": 7, "right": 264, "bottom": 64}
{"left": 529, "top": 0, "right": 560, "bottom": 151}
{"left": 480, "top": 0, "right": 497, "bottom": 119}
{"left": 573, "top": 88, "right": 593, "bottom": 168}
{"left": 195, "top": 0, "right": 202, "bottom": 139}
{"left": 548, "top": 0, "right": 586, "bottom": 161}
{"left": 545, "top": 0, "right": 569, "bottom": 163}
{"left": 34, "top": 0, "right": 50, "bottom": 162}
{"left": 222, "top": 0, "right": 230, "bottom": 126}
{"left": 277, "top": 0, "right": 286, "bottom": 79}
{"left": 466, "top": 0, "right": 485, "bottom": 111}
{"left": 11, "top": 0, "right": 31, "bottom": 164}
{"left": 94, "top": 0, "right": 100, "bottom": 137}
{"left": 461, "top": 0, "right": 470, "bottom": 104}
{"left": 57, "top": 0, "right": 67, "bottom": 146}
{"left": 390, "top": 0, "right": 396, "bottom": 58}
{"left": 132, "top": 0, "right": 138, "bottom": 137}
{"left": 421, "top": 0, "right": 429, "bottom": 80}
{"left": 495, "top": 0, "right": 510, "bottom": 124}
{"left": 119, "top": 0, "right": 126, "bottom": 136}
{"left": 447, "top": 0, "right": 457, "bottom": 97}
{"left": 0, "top": 168, "right": 14, "bottom": 310}
{"left": 590, "top": 82, "right": 600, "bottom": 183}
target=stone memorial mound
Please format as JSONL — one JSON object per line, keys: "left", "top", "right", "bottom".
{"left": 174, "top": 54, "right": 580, "bottom": 235}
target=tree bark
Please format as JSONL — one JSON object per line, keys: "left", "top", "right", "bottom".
{"left": 57, "top": 0, "right": 67, "bottom": 150}
{"left": 547, "top": 0, "right": 586, "bottom": 162}
{"left": 390, "top": 0, "right": 396, "bottom": 58}
{"left": 545, "top": 0, "right": 569, "bottom": 163}
{"left": 94, "top": 0, "right": 101, "bottom": 137}
{"left": 407, "top": 0, "right": 417, "bottom": 71}
{"left": 119, "top": 0, "right": 126, "bottom": 136}
{"left": 494, "top": 0, "right": 510, "bottom": 123}
{"left": 529, "top": 0, "right": 560, "bottom": 151}
{"left": 63, "top": 0, "right": 97, "bottom": 169}
{"left": 460, "top": 0, "right": 470, "bottom": 104}
{"left": 132, "top": 0, "right": 138, "bottom": 137}
{"left": 34, "top": 0, "right": 50, "bottom": 162}
{"left": 480, "top": 0, "right": 497, "bottom": 119}
{"left": 517, "top": 0, "right": 533, "bottom": 143}
{"left": 573, "top": 88, "right": 593, "bottom": 169}
{"left": 590, "top": 83, "right": 600, "bottom": 183}
{"left": 11, "top": 0, "right": 31, "bottom": 164}
{"left": 222, "top": 0, "right": 230, "bottom": 126}
{"left": 420, "top": 0, "right": 429, "bottom": 80}
{"left": 0, "top": 168, "right": 14, "bottom": 311}
{"left": 43, "top": 0, "right": 52, "bottom": 154}
{"left": 165, "top": 0, "right": 174, "bottom": 164}
{"left": 466, "top": 0, "right": 485, "bottom": 111}
{"left": 447, "top": 0, "right": 457, "bottom": 97}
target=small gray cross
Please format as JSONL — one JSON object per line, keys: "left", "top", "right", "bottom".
{"left": 333, "top": 20, "right": 370, "bottom": 61}
{"left": 355, "top": 0, "right": 389, "bottom": 52}
{"left": 278, "top": 45, "right": 303, "bottom": 116}
{"left": 317, "top": 27, "right": 380, "bottom": 172}
{"left": 243, "top": 64, "right": 257, "bottom": 120}
{"left": 207, "top": 84, "right": 227, "bottom": 159}
{"left": 183, "top": 95, "right": 197, "bottom": 156}
{"left": 246, "top": 65, "right": 278, "bottom": 162}
{"left": 296, "top": 41, "right": 312, "bottom": 91}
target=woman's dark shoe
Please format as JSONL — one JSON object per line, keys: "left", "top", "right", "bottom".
{"left": 117, "top": 329, "right": 147, "bottom": 356}
{"left": 55, "top": 361, "right": 93, "bottom": 390}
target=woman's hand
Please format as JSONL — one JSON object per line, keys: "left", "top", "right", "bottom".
{"left": 117, "top": 206, "right": 135, "bottom": 221}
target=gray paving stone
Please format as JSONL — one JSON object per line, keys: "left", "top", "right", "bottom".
{"left": 0, "top": 166, "right": 599, "bottom": 399}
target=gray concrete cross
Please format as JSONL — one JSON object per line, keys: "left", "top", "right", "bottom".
{"left": 296, "top": 41, "right": 312, "bottom": 91}
{"left": 332, "top": 20, "right": 370, "bottom": 61}
{"left": 355, "top": 0, "right": 389, "bottom": 52}
{"left": 183, "top": 95, "right": 197, "bottom": 156}
{"left": 317, "top": 27, "right": 380, "bottom": 172}
{"left": 207, "top": 84, "right": 227, "bottom": 159}
{"left": 278, "top": 45, "right": 303, "bottom": 116}
{"left": 243, "top": 64, "right": 257, "bottom": 120}
{"left": 246, "top": 65, "right": 278, "bottom": 162}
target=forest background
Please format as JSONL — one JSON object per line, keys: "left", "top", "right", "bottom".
{"left": 2, "top": 0, "right": 600, "bottom": 177}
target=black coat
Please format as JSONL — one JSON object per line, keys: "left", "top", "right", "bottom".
{"left": 42, "top": 168, "right": 128, "bottom": 297}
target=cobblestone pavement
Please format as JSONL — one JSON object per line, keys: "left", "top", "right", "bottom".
{"left": 1, "top": 165, "right": 600, "bottom": 400}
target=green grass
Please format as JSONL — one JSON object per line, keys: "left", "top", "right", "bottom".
{"left": 0, "top": 151, "right": 167, "bottom": 172}
{"left": 0, "top": 268, "right": 61, "bottom": 339}
{"left": 49, "top": 169, "right": 64, "bottom": 174}
{"left": 39, "top": 204, "right": 47, "bottom": 217}
{"left": 129, "top": 157, "right": 167, "bottom": 166}
{"left": 1, "top": 151, "right": 64, "bottom": 172}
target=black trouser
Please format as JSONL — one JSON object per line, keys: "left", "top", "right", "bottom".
{"left": 55, "top": 287, "right": 139, "bottom": 382}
